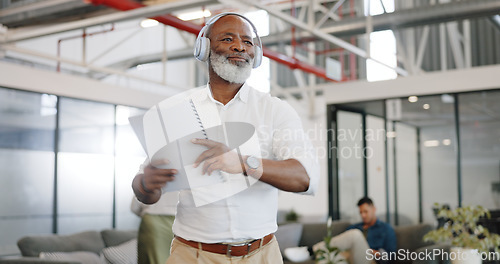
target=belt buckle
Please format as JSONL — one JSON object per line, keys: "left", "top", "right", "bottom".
{"left": 225, "top": 240, "right": 255, "bottom": 257}
{"left": 245, "top": 241, "right": 253, "bottom": 255}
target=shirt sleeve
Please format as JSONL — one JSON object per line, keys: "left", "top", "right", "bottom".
{"left": 346, "top": 223, "right": 360, "bottom": 231}
{"left": 271, "top": 99, "right": 319, "bottom": 196}
{"left": 384, "top": 224, "right": 397, "bottom": 253}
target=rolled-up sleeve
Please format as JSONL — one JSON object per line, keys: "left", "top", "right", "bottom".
{"left": 271, "top": 100, "right": 319, "bottom": 195}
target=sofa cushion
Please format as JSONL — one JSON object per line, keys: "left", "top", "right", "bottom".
{"left": 298, "top": 221, "right": 351, "bottom": 247}
{"left": 40, "top": 251, "right": 104, "bottom": 264}
{"left": 0, "top": 257, "right": 81, "bottom": 264}
{"left": 100, "top": 230, "right": 137, "bottom": 248}
{"left": 394, "top": 223, "right": 434, "bottom": 252}
{"left": 275, "top": 223, "right": 303, "bottom": 256}
{"left": 17, "top": 231, "right": 106, "bottom": 257}
{"left": 101, "top": 239, "right": 137, "bottom": 264}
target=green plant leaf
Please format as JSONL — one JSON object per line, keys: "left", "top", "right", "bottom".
{"left": 423, "top": 203, "right": 500, "bottom": 252}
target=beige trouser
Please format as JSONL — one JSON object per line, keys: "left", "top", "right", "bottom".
{"left": 166, "top": 236, "right": 284, "bottom": 264}
{"left": 313, "top": 229, "right": 373, "bottom": 264}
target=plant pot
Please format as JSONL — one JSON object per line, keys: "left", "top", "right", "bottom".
{"left": 450, "top": 247, "right": 482, "bottom": 264}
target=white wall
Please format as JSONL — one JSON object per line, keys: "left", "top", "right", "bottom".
{"left": 277, "top": 96, "right": 329, "bottom": 223}
{"left": 0, "top": 61, "right": 170, "bottom": 108}
{"left": 323, "top": 65, "right": 500, "bottom": 104}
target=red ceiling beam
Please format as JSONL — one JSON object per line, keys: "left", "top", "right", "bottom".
{"left": 89, "top": 0, "right": 336, "bottom": 82}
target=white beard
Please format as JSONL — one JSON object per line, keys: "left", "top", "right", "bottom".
{"left": 210, "top": 52, "right": 253, "bottom": 84}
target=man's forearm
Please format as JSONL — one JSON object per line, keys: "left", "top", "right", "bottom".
{"left": 257, "top": 159, "right": 310, "bottom": 192}
{"left": 132, "top": 174, "right": 161, "bottom": 204}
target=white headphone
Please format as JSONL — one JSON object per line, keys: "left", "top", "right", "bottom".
{"left": 193, "top": 12, "right": 263, "bottom": 68}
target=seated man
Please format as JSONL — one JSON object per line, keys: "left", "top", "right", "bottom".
{"left": 310, "top": 197, "right": 396, "bottom": 264}
{"left": 347, "top": 197, "right": 397, "bottom": 258}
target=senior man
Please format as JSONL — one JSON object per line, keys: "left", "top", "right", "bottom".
{"left": 132, "top": 13, "right": 319, "bottom": 264}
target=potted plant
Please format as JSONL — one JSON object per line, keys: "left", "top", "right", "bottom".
{"left": 313, "top": 217, "right": 346, "bottom": 264}
{"left": 423, "top": 203, "right": 500, "bottom": 264}
{"left": 285, "top": 208, "right": 300, "bottom": 222}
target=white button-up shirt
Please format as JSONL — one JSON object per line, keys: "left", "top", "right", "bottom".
{"left": 137, "top": 83, "right": 319, "bottom": 243}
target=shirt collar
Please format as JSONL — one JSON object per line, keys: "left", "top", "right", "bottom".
{"left": 238, "top": 83, "right": 250, "bottom": 103}
{"left": 203, "top": 82, "right": 250, "bottom": 104}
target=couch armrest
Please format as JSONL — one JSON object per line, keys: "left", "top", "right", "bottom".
{"left": 0, "top": 257, "right": 80, "bottom": 264}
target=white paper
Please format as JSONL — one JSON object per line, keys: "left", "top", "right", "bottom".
{"left": 129, "top": 98, "right": 225, "bottom": 192}
{"left": 128, "top": 92, "right": 262, "bottom": 206}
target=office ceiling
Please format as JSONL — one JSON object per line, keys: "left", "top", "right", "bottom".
{"left": 0, "top": 0, "right": 108, "bottom": 28}
{"left": 1, "top": 0, "right": 500, "bottom": 100}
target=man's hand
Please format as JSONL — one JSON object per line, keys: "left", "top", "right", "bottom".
{"left": 142, "top": 159, "right": 178, "bottom": 192}
{"left": 133, "top": 159, "right": 177, "bottom": 204}
{"left": 191, "top": 138, "right": 244, "bottom": 175}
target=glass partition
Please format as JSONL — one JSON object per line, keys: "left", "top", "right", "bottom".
{"left": 337, "top": 111, "right": 364, "bottom": 222}
{"left": 57, "top": 98, "right": 115, "bottom": 234}
{"left": 115, "top": 106, "right": 146, "bottom": 229}
{"left": 394, "top": 122, "right": 419, "bottom": 225}
{"left": 459, "top": 91, "right": 500, "bottom": 210}
{"left": 366, "top": 115, "right": 387, "bottom": 222}
{"left": 406, "top": 95, "right": 458, "bottom": 223}
{"left": 0, "top": 90, "right": 56, "bottom": 255}
{"left": 0, "top": 88, "right": 147, "bottom": 256}
{"left": 330, "top": 90, "right": 500, "bottom": 226}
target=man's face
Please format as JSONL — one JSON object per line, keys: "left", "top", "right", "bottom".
{"left": 359, "top": 203, "right": 376, "bottom": 225}
{"left": 208, "top": 15, "right": 255, "bottom": 83}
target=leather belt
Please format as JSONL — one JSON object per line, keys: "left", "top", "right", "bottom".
{"left": 175, "top": 234, "right": 274, "bottom": 257}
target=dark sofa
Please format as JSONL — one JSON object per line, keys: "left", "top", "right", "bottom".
{"left": 278, "top": 221, "right": 439, "bottom": 264}
{"left": 0, "top": 229, "right": 137, "bottom": 264}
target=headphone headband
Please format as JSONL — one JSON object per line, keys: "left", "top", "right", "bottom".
{"left": 194, "top": 12, "right": 263, "bottom": 68}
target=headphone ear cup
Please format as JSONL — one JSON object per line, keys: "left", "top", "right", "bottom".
{"left": 194, "top": 37, "right": 202, "bottom": 60}
{"left": 253, "top": 46, "right": 263, "bottom": 68}
{"left": 195, "top": 37, "right": 211, "bottom": 62}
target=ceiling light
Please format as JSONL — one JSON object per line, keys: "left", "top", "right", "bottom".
{"left": 424, "top": 140, "right": 440, "bottom": 147}
{"left": 408, "top": 96, "right": 418, "bottom": 103}
{"left": 423, "top": 104, "right": 430, "bottom": 110}
{"left": 178, "top": 10, "right": 211, "bottom": 21}
{"left": 441, "top": 94, "right": 454, "bottom": 103}
{"left": 442, "top": 139, "right": 451, "bottom": 146}
{"left": 140, "top": 19, "right": 159, "bottom": 28}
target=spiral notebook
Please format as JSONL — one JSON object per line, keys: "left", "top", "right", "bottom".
{"left": 129, "top": 98, "right": 225, "bottom": 192}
